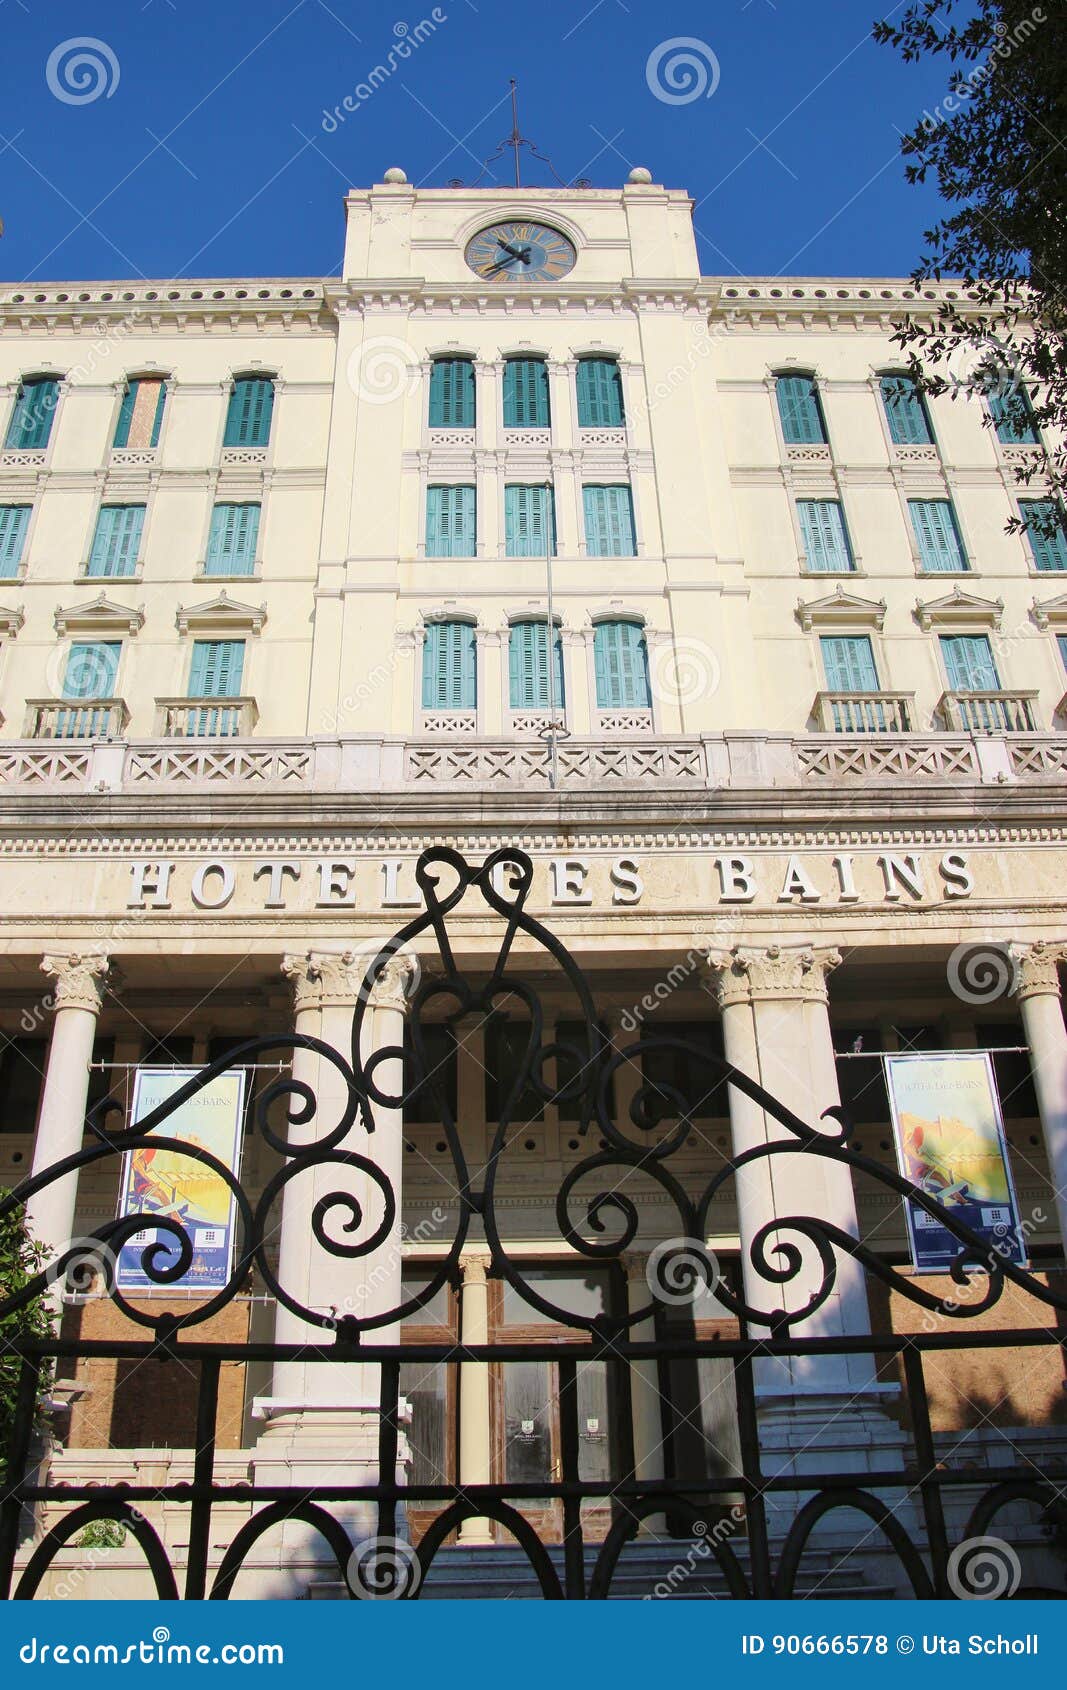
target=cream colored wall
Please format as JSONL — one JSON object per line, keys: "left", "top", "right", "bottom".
{"left": 0, "top": 178, "right": 1064, "bottom": 746}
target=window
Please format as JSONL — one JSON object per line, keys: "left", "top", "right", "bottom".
{"left": 797, "top": 499, "right": 854, "bottom": 572}
{"left": 502, "top": 358, "right": 549, "bottom": 428}
{"left": 987, "top": 387, "right": 1039, "bottom": 445}
{"left": 509, "top": 620, "right": 564, "bottom": 710}
{"left": 422, "top": 619, "right": 476, "bottom": 711}
{"left": 640, "top": 1021, "right": 728, "bottom": 1123}
{"left": 820, "top": 635, "right": 880, "bottom": 693}
{"left": 879, "top": 374, "right": 933, "bottom": 446}
{"left": 114, "top": 377, "right": 166, "bottom": 448}
{"left": 484, "top": 1019, "right": 544, "bottom": 1122}
{"left": 87, "top": 505, "right": 145, "bottom": 578}
{"left": 1059, "top": 634, "right": 1067, "bottom": 675}
{"left": 1020, "top": 499, "right": 1067, "bottom": 573}
{"left": 504, "top": 485, "right": 555, "bottom": 558}
{"left": 594, "top": 620, "right": 651, "bottom": 708}
{"left": 187, "top": 639, "right": 245, "bottom": 737}
{"left": 0, "top": 1036, "right": 48, "bottom": 1134}
{"left": 553, "top": 1019, "right": 616, "bottom": 1123}
{"left": 775, "top": 373, "right": 826, "bottom": 445}
{"left": 223, "top": 377, "right": 274, "bottom": 448}
{"left": 426, "top": 485, "right": 476, "bottom": 557}
{"left": 832, "top": 1028, "right": 890, "bottom": 1125}
{"left": 583, "top": 485, "right": 636, "bottom": 557}
{"left": 0, "top": 506, "right": 31, "bottom": 579}
{"left": 940, "top": 634, "right": 1000, "bottom": 692}
{"left": 576, "top": 357, "right": 624, "bottom": 428}
{"left": 909, "top": 499, "right": 967, "bottom": 572}
{"left": 403, "top": 1024, "right": 458, "bottom": 1123}
{"left": 981, "top": 1022, "right": 1039, "bottom": 1120}
{"left": 57, "top": 641, "right": 121, "bottom": 737}
{"left": 4, "top": 377, "right": 59, "bottom": 451}
{"left": 206, "top": 503, "right": 260, "bottom": 575}
{"left": 428, "top": 358, "right": 475, "bottom": 428}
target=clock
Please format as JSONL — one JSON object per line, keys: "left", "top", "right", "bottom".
{"left": 464, "top": 221, "right": 577, "bottom": 283}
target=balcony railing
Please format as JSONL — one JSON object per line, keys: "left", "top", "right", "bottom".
{"left": 939, "top": 689, "right": 1039, "bottom": 734}
{"left": 25, "top": 697, "right": 129, "bottom": 740}
{"left": 813, "top": 691, "right": 915, "bottom": 735}
{"left": 156, "top": 696, "right": 258, "bottom": 739}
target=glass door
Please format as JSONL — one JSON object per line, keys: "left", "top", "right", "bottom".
{"left": 400, "top": 1272, "right": 458, "bottom": 1545}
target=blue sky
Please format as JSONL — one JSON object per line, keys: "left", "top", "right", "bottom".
{"left": 0, "top": 0, "right": 956, "bottom": 283}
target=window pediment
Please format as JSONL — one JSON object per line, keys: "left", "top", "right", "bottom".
{"left": 1031, "top": 593, "right": 1067, "bottom": 631}
{"left": 53, "top": 594, "right": 144, "bottom": 636}
{"left": 795, "top": 589, "right": 886, "bottom": 632}
{"left": 175, "top": 591, "right": 266, "bottom": 637}
{"left": 0, "top": 604, "right": 23, "bottom": 638}
{"left": 914, "top": 587, "right": 1003, "bottom": 631}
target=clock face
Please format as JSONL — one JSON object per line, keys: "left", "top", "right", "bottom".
{"left": 464, "top": 221, "right": 577, "bottom": 283}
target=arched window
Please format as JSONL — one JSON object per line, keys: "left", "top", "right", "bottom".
{"left": 503, "top": 358, "right": 549, "bottom": 428}
{"left": 114, "top": 375, "right": 167, "bottom": 448}
{"left": 593, "top": 620, "right": 650, "bottom": 709}
{"left": 4, "top": 376, "right": 60, "bottom": 450}
{"left": 775, "top": 372, "right": 827, "bottom": 445}
{"left": 878, "top": 372, "right": 933, "bottom": 445}
{"left": 509, "top": 620, "right": 564, "bottom": 709}
{"left": 576, "top": 357, "right": 624, "bottom": 428}
{"left": 987, "top": 385, "right": 1039, "bottom": 444}
{"left": 422, "top": 620, "right": 476, "bottom": 711}
{"left": 428, "top": 358, "right": 475, "bottom": 428}
{"left": 224, "top": 375, "right": 275, "bottom": 448}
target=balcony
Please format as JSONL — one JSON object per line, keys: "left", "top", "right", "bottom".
{"left": 156, "top": 696, "right": 258, "bottom": 738}
{"left": 939, "top": 690, "right": 1039, "bottom": 734}
{"left": 813, "top": 691, "right": 915, "bottom": 735}
{"left": 25, "top": 697, "right": 129, "bottom": 740}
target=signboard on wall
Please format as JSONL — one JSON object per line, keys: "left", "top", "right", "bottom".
{"left": 884, "top": 1051, "right": 1026, "bottom": 1273}
{"left": 115, "top": 1066, "right": 246, "bottom": 1293}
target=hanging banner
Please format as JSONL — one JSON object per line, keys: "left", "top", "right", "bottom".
{"left": 115, "top": 1066, "right": 246, "bottom": 1293}
{"left": 884, "top": 1051, "right": 1026, "bottom": 1272}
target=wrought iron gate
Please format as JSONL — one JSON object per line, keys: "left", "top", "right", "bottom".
{"left": 1, "top": 848, "right": 1065, "bottom": 1600}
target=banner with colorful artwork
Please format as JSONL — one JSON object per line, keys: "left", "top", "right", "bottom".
{"left": 884, "top": 1051, "right": 1026, "bottom": 1272}
{"left": 115, "top": 1066, "right": 246, "bottom": 1293}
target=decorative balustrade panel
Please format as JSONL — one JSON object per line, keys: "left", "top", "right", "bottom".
{"left": 798, "top": 736, "right": 980, "bottom": 781}
{"left": 127, "top": 745, "right": 312, "bottom": 784}
{"left": 0, "top": 747, "right": 92, "bottom": 784}
{"left": 404, "top": 739, "right": 706, "bottom": 784}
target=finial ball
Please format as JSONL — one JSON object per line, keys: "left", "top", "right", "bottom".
{"left": 382, "top": 166, "right": 408, "bottom": 184}
{"left": 627, "top": 167, "right": 653, "bottom": 185}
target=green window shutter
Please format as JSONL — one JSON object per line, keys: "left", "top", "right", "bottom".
{"left": 1021, "top": 500, "right": 1067, "bottom": 572}
{"left": 941, "top": 635, "right": 1000, "bottom": 692}
{"left": 429, "top": 359, "right": 475, "bottom": 427}
{"left": 880, "top": 375, "right": 932, "bottom": 445}
{"left": 583, "top": 485, "right": 636, "bottom": 557}
{"left": 798, "top": 500, "right": 853, "bottom": 571}
{"left": 509, "top": 622, "right": 564, "bottom": 708}
{"left": 423, "top": 621, "right": 476, "bottom": 709}
{"left": 0, "top": 506, "right": 30, "bottom": 577}
{"left": 988, "top": 388, "right": 1038, "bottom": 444}
{"left": 5, "top": 378, "right": 59, "bottom": 450}
{"left": 224, "top": 378, "right": 274, "bottom": 448}
{"left": 820, "top": 635, "right": 879, "bottom": 692}
{"left": 113, "top": 382, "right": 137, "bottom": 447}
{"left": 503, "top": 359, "right": 549, "bottom": 427}
{"left": 505, "top": 485, "right": 555, "bottom": 557}
{"left": 594, "top": 620, "right": 649, "bottom": 708}
{"left": 63, "top": 641, "right": 120, "bottom": 699}
{"left": 776, "top": 374, "right": 826, "bottom": 445}
{"left": 577, "top": 358, "right": 624, "bottom": 428}
{"left": 1058, "top": 634, "right": 1067, "bottom": 675}
{"left": 426, "top": 486, "right": 475, "bottom": 557}
{"left": 88, "top": 505, "right": 145, "bottom": 577}
{"left": 910, "top": 500, "right": 966, "bottom": 572}
{"left": 206, "top": 503, "right": 260, "bottom": 574}
{"left": 189, "top": 639, "right": 244, "bottom": 698}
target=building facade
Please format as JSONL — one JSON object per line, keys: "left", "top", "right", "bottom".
{"left": 2, "top": 171, "right": 1067, "bottom": 1597}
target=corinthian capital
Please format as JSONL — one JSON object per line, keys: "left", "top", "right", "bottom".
{"left": 368, "top": 953, "right": 417, "bottom": 1015}
{"left": 41, "top": 951, "right": 111, "bottom": 1014}
{"left": 1010, "top": 940, "right": 1067, "bottom": 1003}
{"left": 705, "top": 944, "right": 841, "bottom": 1008}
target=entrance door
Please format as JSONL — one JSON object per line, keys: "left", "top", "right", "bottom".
{"left": 400, "top": 1272, "right": 458, "bottom": 1546}
{"left": 492, "top": 1265, "right": 624, "bottom": 1544}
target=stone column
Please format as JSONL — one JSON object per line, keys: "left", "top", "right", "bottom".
{"left": 1011, "top": 942, "right": 1067, "bottom": 1254}
{"left": 25, "top": 953, "right": 110, "bottom": 1275}
{"left": 623, "top": 1254, "right": 667, "bottom": 1535}
{"left": 457, "top": 1252, "right": 494, "bottom": 1545}
{"left": 267, "top": 953, "right": 324, "bottom": 1404}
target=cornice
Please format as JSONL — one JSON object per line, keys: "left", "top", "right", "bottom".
{"left": 0, "top": 280, "right": 331, "bottom": 336}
